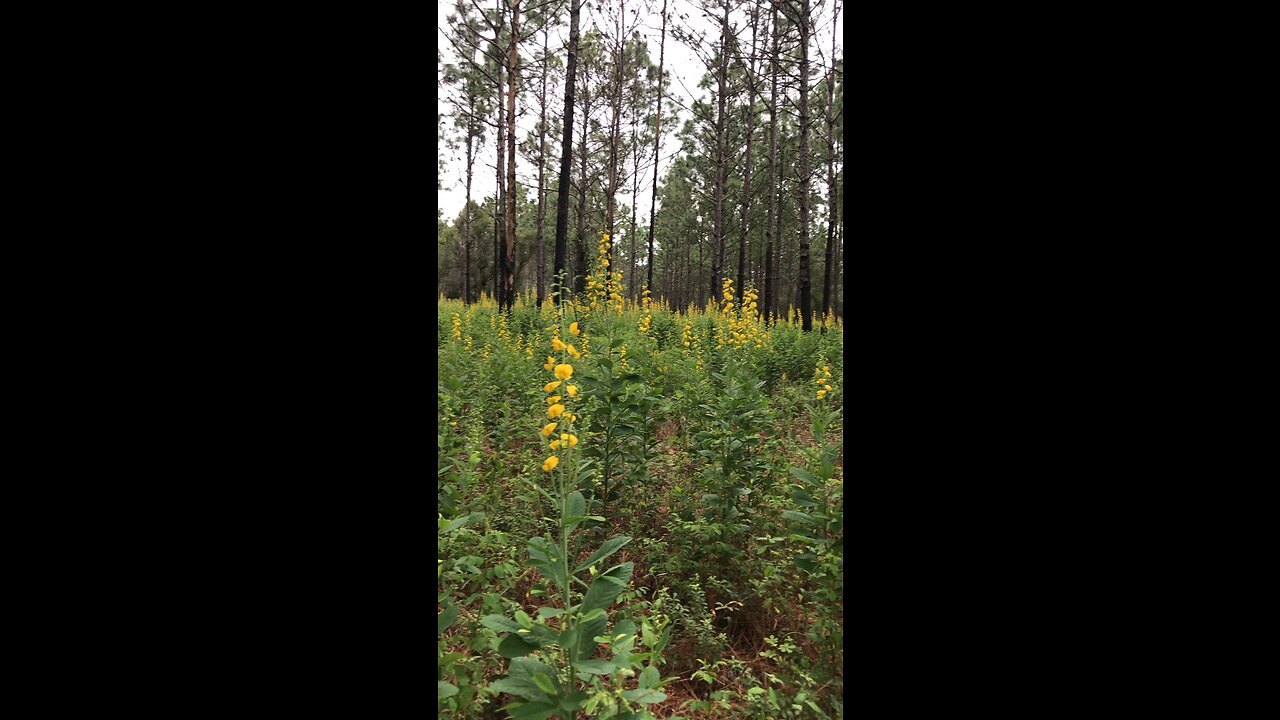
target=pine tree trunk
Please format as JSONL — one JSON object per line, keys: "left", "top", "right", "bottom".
{"left": 796, "top": 0, "right": 813, "bottom": 331}
{"left": 764, "top": 4, "right": 780, "bottom": 322}
{"left": 821, "top": 3, "right": 837, "bottom": 319}
{"left": 503, "top": 0, "right": 520, "bottom": 312}
{"left": 552, "top": 0, "right": 581, "bottom": 305}
{"left": 646, "top": 0, "right": 668, "bottom": 297}
{"left": 574, "top": 75, "right": 590, "bottom": 296}
{"left": 464, "top": 129, "right": 474, "bottom": 305}
{"left": 738, "top": 6, "right": 761, "bottom": 306}
{"left": 535, "top": 25, "right": 549, "bottom": 306}
{"left": 710, "top": 0, "right": 729, "bottom": 304}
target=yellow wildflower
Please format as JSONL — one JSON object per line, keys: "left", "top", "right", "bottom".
{"left": 550, "top": 439, "right": 562, "bottom": 450}
{"left": 541, "top": 422, "right": 558, "bottom": 437}
{"left": 543, "top": 356, "right": 556, "bottom": 371}
{"left": 542, "top": 456, "right": 559, "bottom": 472}
{"left": 554, "top": 363, "right": 574, "bottom": 380}
{"left": 570, "top": 322, "right": 581, "bottom": 336}
{"left": 565, "top": 385, "right": 578, "bottom": 398}
{"left": 546, "top": 395, "right": 562, "bottom": 405}
{"left": 548, "top": 404, "right": 566, "bottom": 419}
{"left": 544, "top": 380, "right": 562, "bottom": 392}
{"left": 552, "top": 337, "right": 567, "bottom": 351}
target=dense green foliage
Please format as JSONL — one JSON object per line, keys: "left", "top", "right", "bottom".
{"left": 439, "top": 292, "right": 842, "bottom": 719}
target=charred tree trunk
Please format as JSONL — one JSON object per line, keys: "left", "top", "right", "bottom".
{"left": 502, "top": 0, "right": 520, "bottom": 313}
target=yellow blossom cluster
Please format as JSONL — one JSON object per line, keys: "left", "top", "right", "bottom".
{"left": 814, "top": 362, "right": 834, "bottom": 399}
{"left": 681, "top": 321, "right": 697, "bottom": 356}
{"left": 718, "top": 277, "right": 767, "bottom": 350}
{"left": 637, "top": 286, "right": 653, "bottom": 334}
{"left": 540, "top": 338, "right": 581, "bottom": 472}
{"left": 583, "top": 232, "right": 627, "bottom": 316}
{"left": 451, "top": 313, "right": 462, "bottom": 340}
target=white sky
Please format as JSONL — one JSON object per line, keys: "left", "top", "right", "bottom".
{"left": 437, "top": 0, "right": 842, "bottom": 226}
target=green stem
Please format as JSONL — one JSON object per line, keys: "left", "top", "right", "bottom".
{"left": 560, "top": 451, "right": 575, "bottom": 687}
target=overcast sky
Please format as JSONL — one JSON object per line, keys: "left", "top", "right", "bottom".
{"left": 437, "top": 0, "right": 841, "bottom": 226}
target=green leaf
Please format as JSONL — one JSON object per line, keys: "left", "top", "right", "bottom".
{"left": 610, "top": 619, "right": 637, "bottom": 653}
{"left": 559, "top": 691, "right": 588, "bottom": 713}
{"left": 480, "top": 615, "right": 524, "bottom": 634}
{"left": 791, "top": 490, "right": 820, "bottom": 507}
{"left": 789, "top": 466, "right": 819, "bottom": 485}
{"left": 489, "top": 677, "right": 545, "bottom": 702}
{"left": 574, "top": 536, "right": 633, "bottom": 574}
{"left": 567, "top": 491, "right": 586, "bottom": 522}
{"left": 574, "top": 659, "right": 616, "bottom": 675}
{"left": 438, "top": 606, "right": 459, "bottom": 637}
{"left": 440, "top": 511, "right": 485, "bottom": 533}
{"left": 580, "top": 562, "right": 634, "bottom": 615}
{"left": 504, "top": 700, "right": 557, "bottom": 720}
{"left": 438, "top": 680, "right": 459, "bottom": 699}
{"left": 573, "top": 610, "right": 609, "bottom": 660}
{"left": 783, "top": 510, "right": 816, "bottom": 525}
{"left": 639, "top": 665, "right": 659, "bottom": 690}
{"left": 536, "top": 607, "right": 566, "bottom": 620}
{"left": 621, "top": 688, "right": 666, "bottom": 704}
{"left": 531, "top": 672, "right": 557, "bottom": 694}
{"left": 498, "top": 633, "right": 539, "bottom": 658}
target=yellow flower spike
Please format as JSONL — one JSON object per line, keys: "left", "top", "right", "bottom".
{"left": 544, "top": 380, "right": 562, "bottom": 392}
{"left": 552, "top": 337, "right": 567, "bottom": 351}
{"left": 816, "top": 389, "right": 827, "bottom": 399}
{"left": 548, "top": 404, "right": 566, "bottom": 419}
{"left": 550, "top": 439, "right": 562, "bottom": 450}
{"left": 541, "top": 456, "right": 559, "bottom": 472}
{"left": 554, "top": 363, "right": 574, "bottom": 380}
{"left": 541, "top": 422, "right": 558, "bottom": 437}
{"left": 565, "top": 385, "right": 578, "bottom": 398}
{"left": 569, "top": 322, "right": 580, "bottom": 336}
{"left": 825, "top": 385, "right": 833, "bottom": 391}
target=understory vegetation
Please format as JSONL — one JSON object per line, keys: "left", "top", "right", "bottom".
{"left": 438, "top": 278, "right": 842, "bottom": 719}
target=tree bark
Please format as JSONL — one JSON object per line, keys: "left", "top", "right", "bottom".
{"left": 646, "top": 0, "right": 668, "bottom": 298}
{"left": 821, "top": 1, "right": 837, "bottom": 319}
{"left": 494, "top": 10, "right": 505, "bottom": 305}
{"left": 764, "top": 3, "right": 780, "bottom": 322}
{"left": 503, "top": 0, "right": 520, "bottom": 313}
{"left": 574, "top": 73, "right": 591, "bottom": 296}
{"left": 738, "top": 5, "right": 760, "bottom": 306}
{"left": 710, "top": 0, "right": 729, "bottom": 303}
{"left": 552, "top": 0, "right": 581, "bottom": 305}
{"left": 604, "top": 0, "right": 626, "bottom": 268}
{"left": 796, "top": 0, "right": 813, "bottom": 331}
{"left": 535, "top": 23, "right": 549, "bottom": 307}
